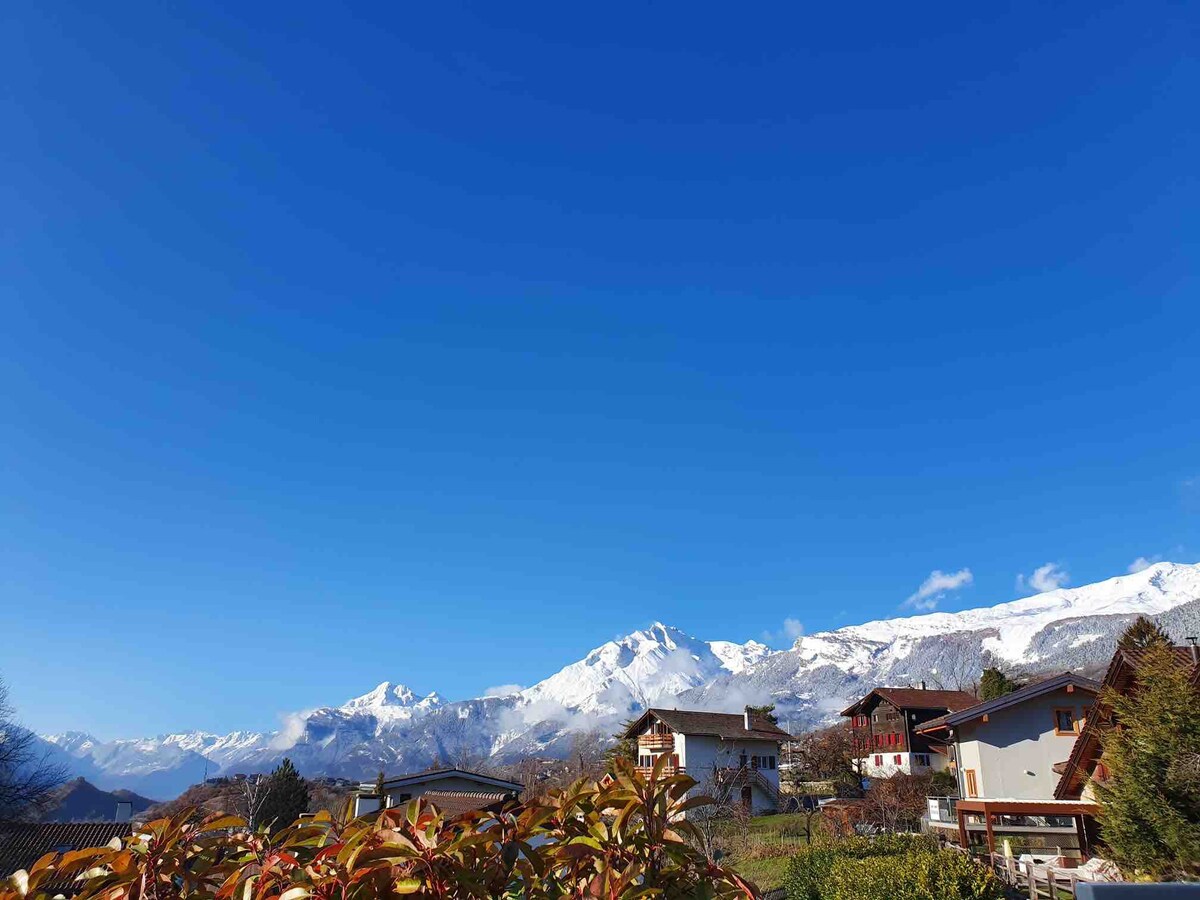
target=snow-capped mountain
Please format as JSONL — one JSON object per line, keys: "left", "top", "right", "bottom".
{"left": 680, "top": 561, "right": 1200, "bottom": 727}
{"left": 516, "top": 623, "right": 772, "bottom": 714}
{"left": 42, "top": 562, "right": 1200, "bottom": 798}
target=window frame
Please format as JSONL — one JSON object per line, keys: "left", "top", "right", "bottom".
{"left": 1053, "top": 707, "right": 1079, "bottom": 736}
{"left": 964, "top": 769, "right": 978, "bottom": 798}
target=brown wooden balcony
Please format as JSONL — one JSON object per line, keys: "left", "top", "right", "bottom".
{"left": 635, "top": 764, "right": 683, "bottom": 780}
{"left": 638, "top": 732, "right": 675, "bottom": 752}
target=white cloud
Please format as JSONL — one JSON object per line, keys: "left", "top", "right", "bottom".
{"left": 762, "top": 617, "right": 805, "bottom": 647}
{"left": 1017, "top": 562, "right": 1069, "bottom": 594}
{"left": 904, "top": 568, "right": 973, "bottom": 612}
{"left": 1127, "top": 555, "right": 1163, "bottom": 574}
{"left": 481, "top": 684, "right": 525, "bottom": 698}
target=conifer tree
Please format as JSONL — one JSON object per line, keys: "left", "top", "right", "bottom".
{"left": 979, "top": 667, "right": 1019, "bottom": 701}
{"left": 257, "top": 758, "right": 310, "bottom": 833}
{"left": 1094, "top": 630, "right": 1200, "bottom": 879}
{"left": 604, "top": 717, "right": 639, "bottom": 769}
{"left": 1117, "top": 615, "right": 1171, "bottom": 650}
{"left": 745, "top": 703, "right": 779, "bottom": 725}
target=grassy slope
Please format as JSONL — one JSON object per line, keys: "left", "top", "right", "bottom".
{"left": 721, "top": 812, "right": 812, "bottom": 892}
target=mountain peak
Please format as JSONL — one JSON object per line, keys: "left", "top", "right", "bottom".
{"left": 342, "top": 681, "right": 419, "bottom": 710}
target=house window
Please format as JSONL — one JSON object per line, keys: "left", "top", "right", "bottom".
{"left": 874, "top": 754, "right": 882, "bottom": 767}
{"left": 964, "top": 769, "right": 978, "bottom": 798}
{"left": 751, "top": 756, "right": 760, "bottom": 769}
{"left": 893, "top": 754, "right": 902, "bottom": 765}
{"left": 769, "top": 756, "right": 776, "bottom": 770}
{"left": 639, "top": 755, "right": 653, "bottom": 767}
{"left": 913, "top": 753, "right": 931, "bottom": 767}
{"left": 1054, "top": 708, "right": 1078, "bottom": 735}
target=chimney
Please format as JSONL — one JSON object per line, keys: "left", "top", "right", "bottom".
{"left": 920, "top": 680, "right": 926, "bottom": 690}
{"left": 1188, "top": 637, "right": 1199, "bottom": 666}
{"left": 744, "top": 710, "right": 751, "bottom": 731}
{"left": 115, "top": 801, "right": 132, "bottom": 823}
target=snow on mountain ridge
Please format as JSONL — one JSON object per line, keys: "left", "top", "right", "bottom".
{"left": 514, "top": 623, "right": 773, "bottom": 715}
{"left": 40, "top": 562, "right": 1200, "bottom": 798}
{"left": 805, "top": 561, "right": 1200, "bottom": 665}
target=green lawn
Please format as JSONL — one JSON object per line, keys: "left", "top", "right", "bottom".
{"left": 718, "top": 812, "right": 812, "bottom": 892}
{"left": 733, "top": 854, "right": 791, "bottom": 892}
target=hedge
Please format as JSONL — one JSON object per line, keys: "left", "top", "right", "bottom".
{"left": 782, "top": 834, "right": 1002, "bottom": 900}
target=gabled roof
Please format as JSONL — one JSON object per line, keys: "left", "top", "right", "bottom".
{"left": 916, "top": 673, "right": 1101, "bottom": 736}
{"left": 362, "top": 767, "right": 523, "bottom": 794}
{"left": 1054, "top": 645, "right": 1200, "bottom": 800}
{"left": 0, "top": 822, "right": 133, "bottom": 887}
{"left": 421, "top": 790, "right": 518, "bottom": 818}
{"left": 622, "top": 708, "right": 790, "bottom": 741}
{"left": 840, "top": 687, "right": 977, "bottom": 718}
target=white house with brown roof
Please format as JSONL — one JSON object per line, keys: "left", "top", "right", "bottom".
{"left": 621, "top": 708, "right": 789, "bottom": 816}
{"left": 915, "top": 672, "right": 1102, "bottom": 861}
{"left": 917, "top": 672, "right": 1100, "bottom": 802}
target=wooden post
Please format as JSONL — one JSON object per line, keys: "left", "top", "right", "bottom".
{"left": 1074, "top": 814, "right": 1090, "bottom": 861}
{"left": 984, "top": 810, "right": 996, "bottom": 856}
{"left": 957, "top": 806, "right": 968, "bottom": 851}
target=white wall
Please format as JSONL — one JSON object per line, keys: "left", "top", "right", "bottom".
{"left": 857, "top": 750, "right": 947, "bottom": 778}
{"left": 953, "top": 687, "right": 1091, "bottom": 799}
{"left": 679, "top": 735, "right": 781, "bottom": 815}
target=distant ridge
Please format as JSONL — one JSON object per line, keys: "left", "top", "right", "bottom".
{"left": 39, "top": 777, "right": 157, "bottom": 823}
{"left": 41, "top": 561, "right": 1200, "bottom": 798}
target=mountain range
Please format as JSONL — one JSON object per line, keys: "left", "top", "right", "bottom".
{"left": 39, "top": 561, "right": 1200, "bottom": 798}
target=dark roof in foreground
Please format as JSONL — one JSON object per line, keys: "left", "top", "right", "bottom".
{"left": 623, "top": 708, "right": 790, "bottom": 741}
{"left": 840, "top": 687, "right": 978, "bottom": 717}
{"left": 421, "top": 790, "right": 518, "bottom": 818}
{"left": 917, "top": 672, "right": 1102, "bottom": 734}
{"left": 0, "top": 821, "right": 133, "bottom": 887}
{"left": 365, "top": 767, "right": 523, "bottom": 793}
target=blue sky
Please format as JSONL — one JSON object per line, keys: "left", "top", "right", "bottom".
{"left": 2, "top": 2, "right": 1198, "bottom": 740}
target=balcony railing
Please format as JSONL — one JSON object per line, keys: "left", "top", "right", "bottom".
{"left": 927, "top": 796, "right": 958, "bottom": 824}
{"left": 638, "top": 732, "right": 675, "bottom": 751}
{"left": 635, "top": 764, "right": 683, "bottom": 779}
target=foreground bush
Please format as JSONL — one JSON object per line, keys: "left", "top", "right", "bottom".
{"left": 782, "top": 833, "right": 1001, "bottom": 900}
{"left": 824, "top": 850, "right": 1002, "bottom": 900}
{"left": 1, "top": 759, "right": 755, "bottom": 900}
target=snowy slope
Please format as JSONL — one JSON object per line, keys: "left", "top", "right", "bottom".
{"left": 681, "top": 561, "right": 1200, "bottom": 729}
{"left": 515, "top": 623, "right": 772, "bottom": 713}
{"left": 41, "top": 562, "right": 1200, "bottom": 797}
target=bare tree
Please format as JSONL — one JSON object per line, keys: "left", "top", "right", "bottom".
{"left": 685, "top": 746, "right": 748, "bottom": 864}
{"left": 234, "top": 774, "right": 273, "bottom": 830}
{"left": 567, "top": 728, "right": 609, "bottom": 780}
{"left": 788, "top": 724, "right": 860, "bottom": 796}
{"left": 0, "top": 677, "right": 66, "bottom": 821}
{"left": 861, "top": 773, "right": 930, "bottom": 833}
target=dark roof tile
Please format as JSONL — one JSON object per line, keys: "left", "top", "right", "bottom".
{"left": 421, "top": 791, "right": 517, "bottom": 819}
{"left": 841, "top": 688, "right": 977, "bottom": 717}
{"left": 624, "top": 709, "right": 790, "bottom": 741}
{"left": 0, "top": 822, "right": 132, "bottom": 892}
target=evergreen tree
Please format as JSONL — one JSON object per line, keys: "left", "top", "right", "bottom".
{"left": 979, "top": 667, "right": 1019, "bottom": 701}
{"left": 257, "top": 758, "right": 310, "bottom": 833}
{"left": 1118, "top": 615, "right": 1171, "bottom": 651}
{"left": 1094, "top": 640, "right": 1200, "bottom": 879}
{"left": 745, "top": 703, "right": 779, "bottom": 725}
{"left": 604, "top": 717, "right": 639, "bottom": 769}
